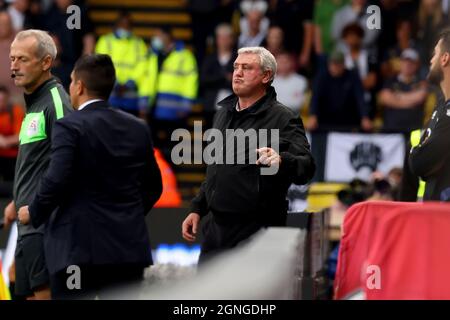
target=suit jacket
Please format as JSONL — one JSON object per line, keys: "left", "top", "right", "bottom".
{"left": 28, "top": 101, "right": 162, "bottom": 274}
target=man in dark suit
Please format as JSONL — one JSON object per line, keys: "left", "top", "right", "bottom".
{"left": 17, "top": 54, "right": 162, "bottom": 299}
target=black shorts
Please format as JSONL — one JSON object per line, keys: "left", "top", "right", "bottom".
{"left": 14, "top": 234, "right": 49, "bottom": 297}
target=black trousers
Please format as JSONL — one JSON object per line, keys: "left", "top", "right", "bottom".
{"left": 198, "top": 215, "right": 264, "bottom": 266}
{"left": 50, "top": 263, "right": 146, "bottom": 300}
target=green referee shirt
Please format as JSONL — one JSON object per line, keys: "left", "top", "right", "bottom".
{"left": 14, "top": 77, "right": 73, "bottom": 238}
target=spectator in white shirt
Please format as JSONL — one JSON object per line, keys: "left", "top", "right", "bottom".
{"left": 272, "top": 52, "right": 308, "bottom": 114}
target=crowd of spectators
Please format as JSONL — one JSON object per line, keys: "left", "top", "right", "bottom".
{"left": 0, "top": 0, "right": 448, "bottom": 181}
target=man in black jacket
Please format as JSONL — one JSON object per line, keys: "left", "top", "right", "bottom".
{"left": 18, "top": 54, "right": 162, "bottom": 299}
{"left": 409, "top": 28, "right": 450, "bottom": 201}
{"left": 182, "top": 46, "right": 315, "bottom": 262}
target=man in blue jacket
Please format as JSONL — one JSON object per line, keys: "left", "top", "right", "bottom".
{"left": 18, "top": 54, "right": 162, "bottom": 299}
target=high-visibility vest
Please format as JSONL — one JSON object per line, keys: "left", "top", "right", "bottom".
{"left": 95, "top": 32, "right": 147, "bottom": 84}
{"left": 410, "top": 129, "right": 426, "bottom": 200}
{"left": 136, "top": 43, "right": 198, "bottom": 120}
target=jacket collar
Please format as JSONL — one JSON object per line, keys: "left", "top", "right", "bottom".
{"left": 23, "top": 77, "right": 59, "bottom": 107}
{"left": 217, "top": 86, "right": 277, "bottom": 116}
{"left": 78, "top": 99, "right": 104, "bottom": 111}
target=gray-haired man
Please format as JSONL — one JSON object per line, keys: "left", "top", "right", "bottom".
{"left": 5, "top": 29, "right": 73, "bottom": 299}
{"left": 182, "top": 47, "right": 315, "bottom": 262}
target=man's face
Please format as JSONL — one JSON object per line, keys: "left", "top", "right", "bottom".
{"left": 427, "top": 40, "right": 444, "bottom": 86}
{"left": 216, "top": 30, "right": 233, "bottom": 51}
{"left": 266, "top": 26, "right": 283, "bottom": 49}
{"left": 232, "top": 53, "right": 269, "bottom": 97}
{"left": 55, "top": 0, "right": 72, "bottom": 10}
{"left": 344, "top": 33, "right": 362, "bottom": 50}
{"left": 0, "top": 12, "right": 13, "bottom": 39}
{"left": 14, "top": 0, "right": 29, "bottom": 13}
{"left": 10, "top": 37, "right": 47, "bottom": 92}
{"left": 69, "top": 71, "right": 81, "bottom": 109}
{"left": 247, "top": 10, "right": 262, "bottom": 33}
{"left": 276, "top": 54, "right": 293, "bottom": 76}
{"left": 400, "top": 59, "right": 418, "bottom": 78}
{"left": 328, "top": 62, "right": 345, "bottom": 77}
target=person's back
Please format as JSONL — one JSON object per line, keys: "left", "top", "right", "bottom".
{"left": 48, "top": 104, "right": 155, "bottom": 267}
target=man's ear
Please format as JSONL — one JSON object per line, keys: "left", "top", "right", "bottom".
{"left": 76, "top": 79, "right": 84, "bottom": 96}
{"left": 41, "top": 55, "right": 53, "bottom": 72}
{"left": 262, "top": 70, "right": 272, "bottom": 84}
{"left": 441, "top": 52, "right": 450, "bottom": 67}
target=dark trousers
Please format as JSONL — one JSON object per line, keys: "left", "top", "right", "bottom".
{"left": 198, "top": 215, "right": 264, "bottom": 265}
{"left": 50, "top": 263, "right": 145, "bottom": 300}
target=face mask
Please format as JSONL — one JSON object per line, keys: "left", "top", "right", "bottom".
{"left": 116, "top": 28, "right": 131, "bottom": 38}
{"left": 151, "top": 37, "right": 164, "bottom": 52}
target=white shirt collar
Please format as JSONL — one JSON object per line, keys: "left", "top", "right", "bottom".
{"left": 78, "top": 99, "right": 103, "bottom": 111}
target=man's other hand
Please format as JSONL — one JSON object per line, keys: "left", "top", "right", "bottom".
{"left": 18, "top": 205, "right": 30, "bottom": 225}
{"left": 256, "top": 147, "right": 281, "bottom": 167}
{"left": 3, "top": 201, "right": 17, "bottom": 228}
{"left": 182, "top": 213, "right": 200, "bottom": 242}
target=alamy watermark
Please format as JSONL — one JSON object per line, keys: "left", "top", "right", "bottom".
{"left": 66, "top": 5, "right": 81, "bottom": 30}
{"left": 171, "top": 121, "right": 280, "bottom": 175}
{"left": 366, "top": 5, "right": 381, "bottom": 30}
{"left": 66, "top": 265, "right": 81, "bottom": 290}
{"left": 366, "top": 264, "right": 381, "bottom": 290}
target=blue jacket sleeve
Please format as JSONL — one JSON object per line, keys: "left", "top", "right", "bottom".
{"left": 29, "top": 119, "right": 77, "bottom": 228}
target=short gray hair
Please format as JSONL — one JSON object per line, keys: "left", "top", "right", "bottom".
{"left": 237, "top": 46, "right": 277, "bottom": 83}
{"left": 14, "top": 29, "right": 57, "bottom": 60}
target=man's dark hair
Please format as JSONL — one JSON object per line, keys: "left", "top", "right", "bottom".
{"left": 73, "top": 54, "right": 116, "bottom": 100}
{"left": 159, "top": 26, "right": 173, "bottom": 40}
{"left": 439, "top": 27, "right": 450, "bottom": 54}
{"left": 342, "top": 22, "right": 365, "bottom": 39}
{"left": 117, "top": 9, "right": 131, "bottom": 23}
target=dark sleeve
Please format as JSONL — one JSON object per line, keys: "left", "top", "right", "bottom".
{"left": 29, "top": 120, "right": 78, "bottom": 228}
{"left": 398, "top": 140, "right": 419, "bottom": 201}
{"left": 351, "top": 71, "right": 369, "bottom": 118}
{"left": 310, "top": 73, "right": 323, "bottom": 116}
{"left": 141, "top": 126, "right": 163, "bottom": 214}
{"left": 279, "top": 115, "right": 316, "bottom": 185}
{"left": 409, "top": 106, "right": 450, "bottom": 179}
{"left": 189, "top": 180, "right": 209, "bottom": 217}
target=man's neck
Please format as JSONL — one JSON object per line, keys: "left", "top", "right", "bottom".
{"left": 238, "top": 90, "right": 266, "bottom": 110}
{"left": 218, "top": 48, "right": 231, "bottom": 56}
{"left": 350, "top": 47, "right": 361, "bottom": 56}
{"left": 441, "top": 80, "right": 450, "bottom": 102}
{"left": 399, "top": 73, "right": 414, "bottom": 84}
{"left": 24, "top": 73, "right": 52, "bottom": 95}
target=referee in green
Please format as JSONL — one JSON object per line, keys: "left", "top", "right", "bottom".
{"left": 4, "top": 30, "right": 73, "bottom": 299}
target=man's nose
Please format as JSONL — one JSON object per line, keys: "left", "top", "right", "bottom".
{"left": 11, "top": 60, "right": 18, "bottom": 71}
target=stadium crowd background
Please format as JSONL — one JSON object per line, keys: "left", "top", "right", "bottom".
{"left": 0, "top": 0, "right": 449, "bottom": 207}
